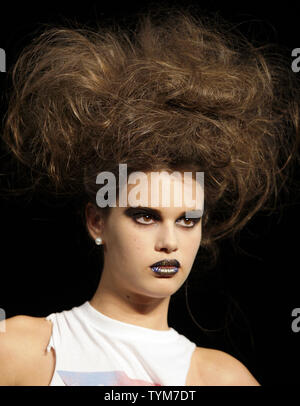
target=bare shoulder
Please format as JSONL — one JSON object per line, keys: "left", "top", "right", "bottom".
{"left": 194, "top": 347, "right": 261, "bottom": 386}
{"left": 0, "top": 315, "right": 54, "bottom": 386}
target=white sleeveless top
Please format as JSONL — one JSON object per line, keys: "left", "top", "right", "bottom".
{"left": 45, "top": 301, "right": 197, "bottom": 386}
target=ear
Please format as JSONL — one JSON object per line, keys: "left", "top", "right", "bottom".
{"left": 85, "top": 202, "right": 104, "bottom": 241}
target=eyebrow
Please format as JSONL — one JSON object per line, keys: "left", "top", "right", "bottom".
{"left": 123, "top": 206, "right": 203, "bottom": 218}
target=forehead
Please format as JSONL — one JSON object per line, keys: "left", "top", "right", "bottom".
{"left": 119, "top": 170, "right": 204, "bottom": 215}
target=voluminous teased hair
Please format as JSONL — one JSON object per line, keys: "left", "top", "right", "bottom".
{"left": 1, "top": 6, "right": 300, "bottom": 269}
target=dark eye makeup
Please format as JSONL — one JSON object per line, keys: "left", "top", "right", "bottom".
{"left": 123, "top": 207, "right": 202, "bottom": 228}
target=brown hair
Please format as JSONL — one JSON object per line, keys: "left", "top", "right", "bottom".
{"left": 1, "top": 6, "right": 300, "bottom": 270}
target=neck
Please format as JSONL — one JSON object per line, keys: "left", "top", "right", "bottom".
{"left": 89, "top": 274, "right": 171, "bottom": 331}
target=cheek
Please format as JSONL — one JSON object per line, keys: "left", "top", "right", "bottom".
{"left": 181, "top": 233, "right": 201, "bottom": 256}
{"left": 184, "top": 241, "right": 199, "bottom": 256}
{"left": 110, "top": 227, "right": 148, "bottom": 256}
{"left": 127, "top": 230, "right": 152, "bottom": 255}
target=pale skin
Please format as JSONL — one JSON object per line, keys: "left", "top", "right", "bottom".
{"left": 0, "top": 169, "right": 260, "bottom": 385}
{"left": 87, "top": 170, "right": 203, "bottom": 331}
{"left": 86, "top": 169, "right": 260, "bottom": 386}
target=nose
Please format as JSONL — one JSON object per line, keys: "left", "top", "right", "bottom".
{"left": 155, "top": 222, "right": 178, "bottom": 253}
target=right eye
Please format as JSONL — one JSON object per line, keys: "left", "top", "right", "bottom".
{"left": 133, "top": 213, "right": 156, "bottom": 225}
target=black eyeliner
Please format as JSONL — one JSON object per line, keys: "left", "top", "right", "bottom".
{"left": 124, "top": 207, "right": 161, "bottom": 220}
{"left": 124, "top": 207, "right": 201, "bottom": 226}
{"left": 124, "top": 206, "right": 201, "bottom": 218}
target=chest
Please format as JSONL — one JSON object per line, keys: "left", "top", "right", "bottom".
{"left": 20, "top": 318, "right": 202, "bottom": 386}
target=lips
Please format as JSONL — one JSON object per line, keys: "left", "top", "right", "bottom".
{"left": 150, "top": 259, "right": 180, "bottom": 277}
{"left": 150, "top": 259, "right": 180, "bottom": 268}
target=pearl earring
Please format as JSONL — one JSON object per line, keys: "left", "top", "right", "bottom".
{"left": 95, "top": 237, "right": 102, "bottom": 245}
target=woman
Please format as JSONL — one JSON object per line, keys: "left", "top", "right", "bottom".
{"left": 0, "top": 6, "right": 299, "bottom": 386}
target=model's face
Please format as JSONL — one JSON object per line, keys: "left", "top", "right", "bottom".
{"left": 98, "top": 171, "right": 203, "bottom": 299}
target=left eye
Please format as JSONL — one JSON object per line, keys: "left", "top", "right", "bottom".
{"left": 176, "top": 218, "right": 197, "bottom": 227}
{"left": 134, "top": 214, "right": 198, "bottom": 227}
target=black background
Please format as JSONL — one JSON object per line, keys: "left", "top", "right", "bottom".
{"left": 0, "top": 0, "right": 300, "bottom": 386}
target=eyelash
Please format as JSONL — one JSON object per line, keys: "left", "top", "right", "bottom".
{"left": 131, "top": 212, "right": 201, "bottom": 228}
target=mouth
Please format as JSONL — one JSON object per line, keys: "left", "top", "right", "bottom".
{"left": 150, "top": 259, "right": 180, "bottom": 277}
{"left": 150, "top": 266, "right": 179, "bottom": 277}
